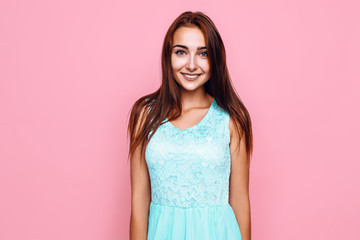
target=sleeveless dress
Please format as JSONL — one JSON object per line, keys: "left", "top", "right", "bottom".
{"left": 145, "top": 98, "right": 242, "bottom": 240}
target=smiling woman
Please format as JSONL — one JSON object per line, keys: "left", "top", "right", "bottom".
{"left": 171, "top": 27, "right": 211, "bottom": 88}
{"left": 128, "top": 11, "right": 253, "bottom": 240}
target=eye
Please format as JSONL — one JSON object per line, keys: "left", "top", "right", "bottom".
{"left": 200, "top": 51, "right": 208, "bottom": 57}
{"left": 175, "top": 50, "right": 186, "bottom": 55}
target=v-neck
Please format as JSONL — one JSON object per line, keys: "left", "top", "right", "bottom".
{"left": 165, "top": 97, "right": 215, "bottom": 132}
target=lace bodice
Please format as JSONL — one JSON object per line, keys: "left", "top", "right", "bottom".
{"left": 145, "top": 98, "right": 231, "bottom": 208}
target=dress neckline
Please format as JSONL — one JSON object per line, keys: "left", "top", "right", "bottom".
{"left": 165, "top": 97, "right": 215, "bottom": 132}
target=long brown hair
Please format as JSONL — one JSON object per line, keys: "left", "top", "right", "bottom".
{"left": 127, "top": 11, "right": 253, "bottom": 165}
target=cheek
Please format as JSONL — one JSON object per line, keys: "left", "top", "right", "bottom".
{"left": 200, "top": 60, "right": 211, "bottom": 73}
{"left": 171, "top": 55, "right": 187, "bottom": 70}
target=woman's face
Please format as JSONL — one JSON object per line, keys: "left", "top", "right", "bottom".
{"left": 171, "top": 26, "right": 211, "bottom": 92}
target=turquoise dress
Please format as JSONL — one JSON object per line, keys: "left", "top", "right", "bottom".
{"left": 145, "top": 98, "right": 242, "bottom": 239}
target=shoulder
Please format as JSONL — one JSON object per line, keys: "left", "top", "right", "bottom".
{"left": 229, "top": 115, "right": 243, "bottom": 141}
{"left": 213, "top": 101, "right": 231, "bottom": 135}
{"left": 229, "top": 115, "right": 235, "bottom": 140}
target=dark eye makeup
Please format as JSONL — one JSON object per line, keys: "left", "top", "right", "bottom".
{"left": 174, "top": 50, "right": 208, "bottom": 56}
{"left": 175, "top": 50, "right": 185, "bottom": 55}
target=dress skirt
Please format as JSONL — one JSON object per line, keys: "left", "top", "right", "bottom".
{"left": 147, "top": 201, "right": 242, "bottom": 240}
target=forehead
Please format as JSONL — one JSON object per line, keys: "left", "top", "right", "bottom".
{"left": 173, "top": 26, "right": 206, "bottom": 48}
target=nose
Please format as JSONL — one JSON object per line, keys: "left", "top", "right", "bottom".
{"left": 186, "top": 53, "right": 198, "bottom": 71}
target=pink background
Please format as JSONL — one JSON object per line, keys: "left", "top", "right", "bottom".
{"left": 1, "top": 0, "right": 359, "bottom": 239}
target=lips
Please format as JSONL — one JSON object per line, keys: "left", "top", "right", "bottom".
{"left": 181, "top": 73, "right": 201, "bottom": 76}
{"left": 181, "top": 73, "right": 201, "bottom": 81}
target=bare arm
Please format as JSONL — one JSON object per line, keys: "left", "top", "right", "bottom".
{"left": 129, "top": 107, "right": 151, "bottom": 240}
{"left": 228, "top": 116, "right": 251, "bottom": 240}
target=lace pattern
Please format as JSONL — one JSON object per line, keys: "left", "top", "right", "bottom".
{"left": 145, "top": 99, "right": 231, "bottom": 208}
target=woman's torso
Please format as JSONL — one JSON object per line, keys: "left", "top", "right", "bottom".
{"left": 145, "top": 98, "right": 231, "bottom": 208}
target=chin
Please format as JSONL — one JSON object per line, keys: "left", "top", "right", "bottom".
{"left": 180, "top": 82, "right": 204, "bottom": 92}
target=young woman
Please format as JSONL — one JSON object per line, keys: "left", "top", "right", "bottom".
{"left": 128, "top": 11, "right": 253, "bottom": 240}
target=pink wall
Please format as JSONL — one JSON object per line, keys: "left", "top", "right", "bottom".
{"left": 0, "top": 0, "right": 359, "bottom": 239}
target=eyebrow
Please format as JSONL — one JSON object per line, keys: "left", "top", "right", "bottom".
{"left": 173, "top": 44, "right": 207, "bottom": 50}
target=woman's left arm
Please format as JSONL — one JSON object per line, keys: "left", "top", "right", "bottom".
{"left": 228, "top": 116, "right": 251, "bottom": 240}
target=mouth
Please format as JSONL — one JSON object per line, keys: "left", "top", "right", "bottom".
{"left": 181, "top": 73, "right": 201, "bottom": 81}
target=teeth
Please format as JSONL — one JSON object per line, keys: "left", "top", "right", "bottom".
{"left": 183, "top": 74, "right": 199, "bottom": 79}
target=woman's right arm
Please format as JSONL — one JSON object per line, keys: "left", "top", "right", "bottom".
{"left": 129, "top": 107, "right": 151, "bottom": 240}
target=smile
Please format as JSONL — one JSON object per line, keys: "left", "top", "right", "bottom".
{"left": 181, "top": 73, "right": 201, "bottom": 81}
